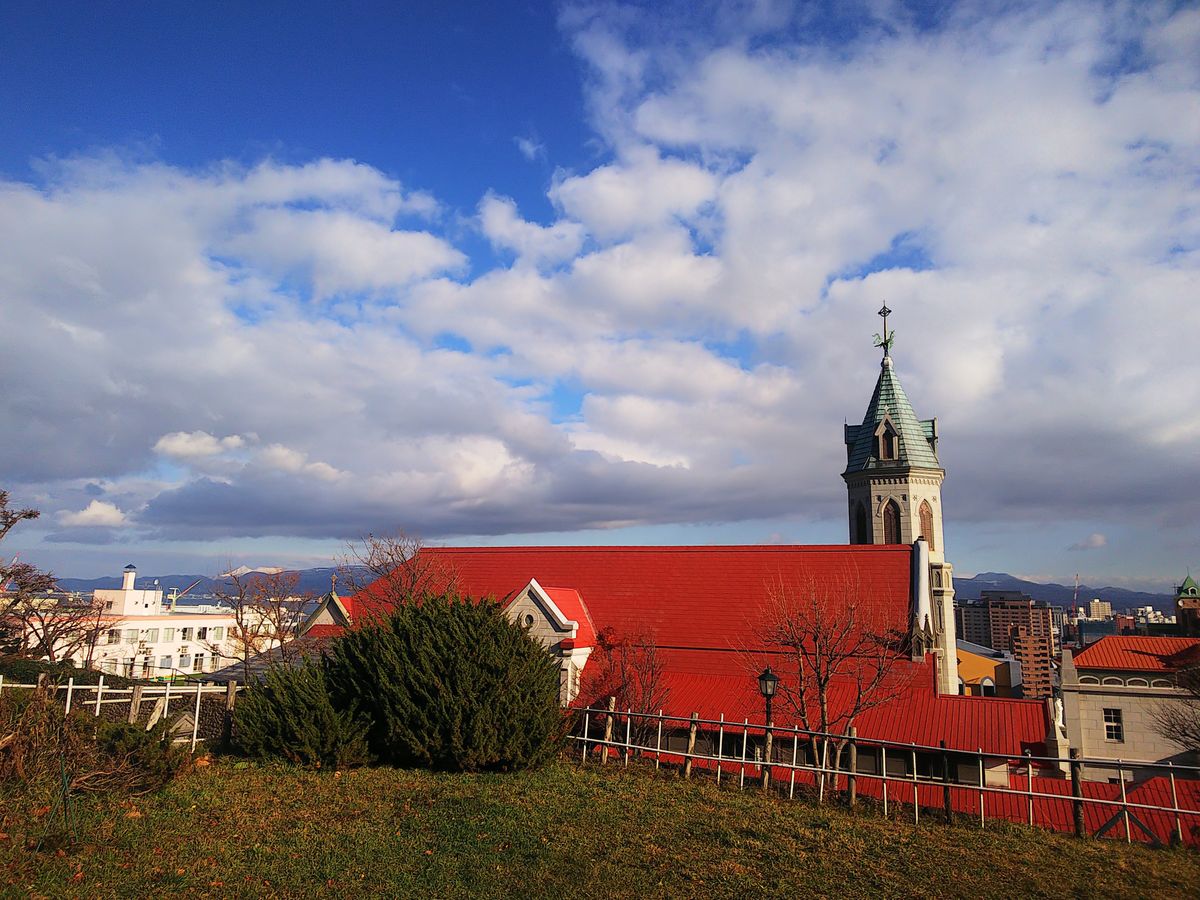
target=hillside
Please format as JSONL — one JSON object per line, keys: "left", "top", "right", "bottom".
{"left": 3, "top": 761, "right": 1197, "bottom": 897}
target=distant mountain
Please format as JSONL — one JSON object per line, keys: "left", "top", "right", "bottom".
{"left": 54, "top": 566, "right": 367, "bottom": 598}
{"left": 954, "top": 572, "right": 1174, "bottom": 612}
{"left": 56, "top": 565, "right": 1176, "bottom": 613}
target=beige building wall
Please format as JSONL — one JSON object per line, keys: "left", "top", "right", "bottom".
{"left": 1061, "top": 651, "right": 1196, "bottom": 779}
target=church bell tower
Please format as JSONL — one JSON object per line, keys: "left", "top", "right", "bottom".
{"left": 842, "top": 305, "right": 958, "bottom": 693}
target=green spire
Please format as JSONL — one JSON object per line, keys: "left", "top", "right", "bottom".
{"left": 844, "top": 311, "right": 940, "bottom": 474}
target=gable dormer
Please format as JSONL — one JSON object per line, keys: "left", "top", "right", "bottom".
{"left": 504, "top": 578, "right": 596, "bottom": 704}
{"left": 874, "top": 415, "right": 899, "bottom": 462}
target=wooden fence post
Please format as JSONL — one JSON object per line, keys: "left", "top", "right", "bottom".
{"left": 848, "top": 726, "right": 858, "bottom": 808}
{"left": 190, "top": 681, "right": 203, "bottom": 752}
{"left": 222, "top": 681, "right": 238, "bottom": 748}
{"left": 94, "top": 675, "right": 105, "bottom": 717}
{"left": 127, "top": 684, "right": 143, "bottom": 724}
{"left": 1069, "top": 749, "right": 1085, "bottom": 839}
{"left": 762, "top": 721, "right": 773, "bottom": 791}
{"left": 940, "top": 740, "right": 952, "bottom": 823}
{"left": 684, "top": 712, "right": 699, "bottom": 778}
{"left": 601, "top": 695, "right": 615, "bottom": 765}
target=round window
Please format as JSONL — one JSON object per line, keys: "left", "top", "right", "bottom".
{"left": 521, "top": 613, "right": 535, "bottom": 627}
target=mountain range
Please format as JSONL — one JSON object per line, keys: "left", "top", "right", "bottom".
{"left": 53, "top": 566, "right": 1176, "bottom": 612}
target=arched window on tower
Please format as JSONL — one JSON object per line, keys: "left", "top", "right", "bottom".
{"left": 855, "top": 502, "right": 870, "bottom": 545}
{"left": 882, "top": 500, "right": 902, "bottom": 544}
{"left": 919, "top": 500, "right": 935, "bottom": 551}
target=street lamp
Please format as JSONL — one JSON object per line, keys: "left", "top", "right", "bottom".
{"left": 757, "top": 666, "right": 779, "bottom": 725}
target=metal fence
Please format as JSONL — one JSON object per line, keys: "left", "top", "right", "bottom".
{"left": 572, "top": 703, "right": 1200, "bottom": 849}
{"left": 0, "top": 674, "right": 244, "bottom": 751}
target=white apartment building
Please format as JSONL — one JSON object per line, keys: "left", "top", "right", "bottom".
{"left": 89, "top": 565, "right": 266, "bottom": 679}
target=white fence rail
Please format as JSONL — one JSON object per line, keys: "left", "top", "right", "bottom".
{"left": 0, "top": 674, "right": 243, "bottom": 751}
{"left": 571, "top": 703, "right": 1200, "bottom": 848}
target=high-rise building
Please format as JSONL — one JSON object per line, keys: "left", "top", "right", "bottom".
{"left": 1087, "top": 598, "right": 1113, "bottom": 619}
{"left": 953, "top": 591, "right": 1057, "bottom": 699}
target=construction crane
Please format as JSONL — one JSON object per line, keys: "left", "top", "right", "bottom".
{"left": 166, "top": 578, "right": 204, "bottom": 610}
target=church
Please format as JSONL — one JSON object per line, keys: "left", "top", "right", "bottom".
{"left": 303, "top": 309, "right": 1052, "bottom": 762}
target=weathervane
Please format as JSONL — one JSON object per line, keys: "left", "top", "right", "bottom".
{"left": 872, "top": 303, "right": 894, "bottom": 357}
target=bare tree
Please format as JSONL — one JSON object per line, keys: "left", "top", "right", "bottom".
{"left": 337, "top": 531, "right": 455, "bottom": 616}
{"left": 1, "top": 490, "right": 111, "bottom": 664}
{"left": 207, "top": 567, "right": 312, "bottom": 682}
{"left": 583, "top": 627, "right": 671, "bottom": 745}
{"left": 759, "top": 574, "right": 913, "bottom": 796}
{"left": 1153, "top": 665, "right": 1200, "bottom": 754}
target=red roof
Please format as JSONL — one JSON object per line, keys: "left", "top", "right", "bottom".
{"left": 539, "top": 585, "right": 597, "bottom": 647}
{"left": 579, "top": 646, "right": 1045, "bottom": 756}
{"left": 418, "top": 544, "right": 915, "bottom": 653}
{"left": 1073, "top": 635, "right": 1200, "bottom": 672}
{"left": 338, "top": 543, "right": 1048, "bottom": 757}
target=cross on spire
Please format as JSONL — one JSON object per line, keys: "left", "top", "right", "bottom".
{"left": 872, "top": 303, "right": 894, "bottom": 358}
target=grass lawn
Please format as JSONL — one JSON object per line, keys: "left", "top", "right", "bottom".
{"left": 3, "top": 759, "right": 1199, "bottom": 898}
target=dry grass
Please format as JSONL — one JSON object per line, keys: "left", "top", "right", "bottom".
{"left": 2, "top": 759, "right": 1198, "bottom": 898}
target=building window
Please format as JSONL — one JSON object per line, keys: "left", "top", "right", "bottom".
{"left": 980, "top": 677, "right": 996, "bottom": 697}
{"left": 919, "top": 501, "right": 935, "bottom": 550}
{"left": 107, "top": 629, "right": 121, "bottom": 645}
{"left": 193, "top": 654, "right": 205, "bottom": 673}
{"left": 1103, "top": 708, "right": 1124, "bottom": 742}
{"left": 179, "top": 653, "right": 191, "bottom": 670}
{"left": 124, "top": 628, "right": 139, "bottom": 644}
{"left": 160, "top": 655, "right": 172, "bottom": 673}
{"left": 882, "top": 500, "right": 902, "bottom": 544}
{"left": 101, "top": 658, "right": 117, "bottom": 674}
{"left": 198, "top": 626, "right": 208, "bottom": 640}
{"left": 145, "top": 628, "right": 159, "bottom": 643}
{"left": 855, "top": 502, "right": 870, "bottom": 545}
{"left": 878, "top": 425, "right": 898, "bottom": 460}
{"left": 163, "top": 627, "right": 175, "bottom": 642}
{"left": 180, "top": 627, "right": 193, "bottom": 642}
{"left": 957, "top": 678, "right": 965, "bottom": 695}
{"left": 212, "top": 626, "right": 223, "bottom": 640}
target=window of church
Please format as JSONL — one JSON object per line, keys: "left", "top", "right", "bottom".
{"left": 882, "top": 500, "right": 902, "bottom": 544}
{"left": 855, "top": 503, "right": 869, "bottom": 545}
{"left": 919, "top": 501, "right": 935, "bottom": 550}
{"left": 878, "top": 426, "right": 898, "bottom": 460}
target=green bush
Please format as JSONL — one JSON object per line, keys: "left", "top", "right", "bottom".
{"left": 324, "top": 594, "right": 565, "bottom": 772}
{"left": 232, "top": 662, "right": 370, "bottom": 769}
{"left": 0, "top": 655, "right": 141, "bottom": 688}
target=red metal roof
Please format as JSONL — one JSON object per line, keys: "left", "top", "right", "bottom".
{"left": 417, "top": 544, "right": 915, "bottom": 653}
{"left": 578, "top": 646, "right": 1045, "bottom": 757}
{"left": 1073, "top": 635, "right": 1200, "bottom": 672}
{"left": 540, "top": 585, "right": 598, "bottom": 646}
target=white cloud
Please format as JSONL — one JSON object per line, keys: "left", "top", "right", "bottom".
{"left": 479, "top": 194, "right": 585, "bottom": 266}
{"left": 257, "top": 444, "right": 345, "bottom": 482}
{"left": 3, "top": 3, "right": 1198, "bottom": 592}
{"left": 59, "top": 500, "right": 128, "bottom": 527}
{"left": 550, "top": 146, "right": 717, "bottom": 239}
{"left": 154, "top": 431, "right": 245, "bottom": 460}
{"left": 514, "top": 136, "right": 545, "bottom": 162}
{"left": 1069, "top": 533, "right": 1108, "bottom": 552}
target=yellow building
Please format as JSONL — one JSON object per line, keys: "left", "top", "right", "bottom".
{"left": 956, "top": 640, "right": 1020, "bottom": 697}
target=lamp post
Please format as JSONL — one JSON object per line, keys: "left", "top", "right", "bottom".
{"left": 757, "top": 666, "right": 779, "bottom": 789}
{"left": 757, "top": 666, "right": 778, "bottom": 725}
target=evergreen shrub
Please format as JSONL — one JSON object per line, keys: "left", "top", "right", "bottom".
{"left": 324, "top": 594, "right": 565, "bottom": 771}
{"left": 232, "top": 662, "right": 370, "bottom": 769}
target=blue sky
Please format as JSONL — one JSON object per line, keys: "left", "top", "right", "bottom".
{"left": 1, "top": 1, "right": 1198, "bottom": 591}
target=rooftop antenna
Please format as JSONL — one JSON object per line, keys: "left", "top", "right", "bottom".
{"left": 1073, "top": 573, "right": 1080, "bottom": 614}
{"left": 873, "top": 303, "right": 894, "bottom": 360}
